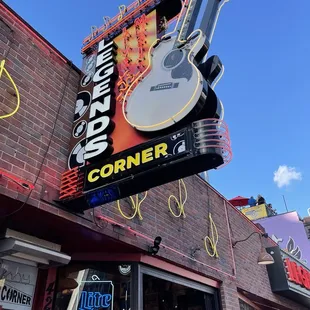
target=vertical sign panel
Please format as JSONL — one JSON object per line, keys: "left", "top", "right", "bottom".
{"left": 68, "top": 10, "right": 158, "bottom": 170}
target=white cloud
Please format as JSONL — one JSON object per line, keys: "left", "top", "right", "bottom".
{"left": 273, "top": 165, "right": 302, "bottom": 188}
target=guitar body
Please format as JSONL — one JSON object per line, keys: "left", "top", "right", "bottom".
{"left": 124, "top": 32, "right": 208, "bottom": 132}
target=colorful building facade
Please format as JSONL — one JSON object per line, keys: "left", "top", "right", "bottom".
{"left": 0, "top": 1, "right": 310, "bottom": 309}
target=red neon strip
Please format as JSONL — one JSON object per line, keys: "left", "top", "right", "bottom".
{"left": 0, "top": 169, "right": 34, "bottom": 190}
{"left": 0, "top": 3, "right": 67, "bottom": 64}
{"left": 96, "top": 214, "right": 235, "bottom": 279}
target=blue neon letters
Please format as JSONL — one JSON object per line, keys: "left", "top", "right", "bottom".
{"left": 79, "top": 291, "right": 112, "bottom": 309}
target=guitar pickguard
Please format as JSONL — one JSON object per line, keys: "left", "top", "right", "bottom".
{"left": 162, "top": 45, "right": 195, "bottom": 82}
{"left": 171, "top": 50, "right": 193, "bottom": 81}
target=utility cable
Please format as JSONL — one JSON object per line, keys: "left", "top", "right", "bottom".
{"left": 0, "top": 62, "right": 73, "bottom": 219}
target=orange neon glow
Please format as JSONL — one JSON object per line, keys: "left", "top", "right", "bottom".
{"left": 82, "top": 0, "right": 163, "bottom": 53}
{"left": 107, "top": 9, "right": 157, "bottom": 154}
{"left": 0, "top": 169, "right": 34, "bottom": 190}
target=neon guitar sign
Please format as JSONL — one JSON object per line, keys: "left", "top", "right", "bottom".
{"left": 123, "top": 0, "right": 229, "bottom": 132}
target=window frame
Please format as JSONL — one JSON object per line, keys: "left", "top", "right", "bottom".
{"left": 138, "top": 264, "right": 220, "bottom": 310}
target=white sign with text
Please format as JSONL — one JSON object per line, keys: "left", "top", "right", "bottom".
{"left": 0, "top": 259, "right": 38, "bottom": 310}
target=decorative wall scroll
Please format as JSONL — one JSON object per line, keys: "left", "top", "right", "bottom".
{"left": 204, "top": 213, "right": 219, "bottom": 258}
{"left": 168, "top": 179, "right": 187, "bottom": 218}
{"left": 0, "top": 59, "right": 20, "bottom": 119}
{"left": 117, "top": 192, "right": 148, "bottom": 220}
{"left": 102, "top": 16, "right": 111, "bottom": 31}
{"left": 118, "top": 5, "right": 128, "bottom": 21}
{"left": 90, "top": 26, "right": 98, "bottom": 39}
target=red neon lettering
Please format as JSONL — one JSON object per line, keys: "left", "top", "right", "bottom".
{"left": 284, "top": 258, "right": 310, "bottom": 290}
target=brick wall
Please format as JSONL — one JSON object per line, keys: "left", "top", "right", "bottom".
{"left": 0, "top": 4, "right": 307, "bottom": 310}
{"left": 0, "top": 3, "right": 80, "bottom": 211}
{"left": 95, "top": 176, "right": 307, "bottom": 309}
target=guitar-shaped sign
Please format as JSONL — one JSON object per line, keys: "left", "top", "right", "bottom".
{"left": 123, "top": 0, "right": 228, "bottom": 132}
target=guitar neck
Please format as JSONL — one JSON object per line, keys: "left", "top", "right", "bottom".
{"left": 175, "top": 0, "right": 203, "bottom": 46}
{"left": 199, "top": 0, "right": 228, "bottom": 47}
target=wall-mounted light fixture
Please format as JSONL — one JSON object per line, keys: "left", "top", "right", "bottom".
{"left": 148, "top": 236, "right": 162, "bottom": 255}
{"left": 233, "top": 232, "right": 274, "bottom": 265}
{"left": 190, "top": 247, "right": 201, "bottom": 258}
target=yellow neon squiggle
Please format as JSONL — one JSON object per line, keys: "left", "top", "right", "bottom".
{"left": 118, "top": 5, "right": 127, "bottom": 20}
{"left": 122, "top": 29, "right": 203, "bottom": 130}
{"left": 168, "top": 179, "right": 187, "bottom": 218}
{"left": 117, "top": 191, "right": 148, "bottom": 220}
{"left": 204, "top": 213, "right": 219, "bottom": 258}
{"left": 0, "top": 60, "right": 20, "bottom": 120}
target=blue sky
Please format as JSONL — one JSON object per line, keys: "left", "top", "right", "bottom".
{"left": 4, "top": 0, "right": 310, "bottom": 217}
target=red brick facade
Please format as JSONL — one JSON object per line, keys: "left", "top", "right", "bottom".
{"left": 0, "top": 3, "right": 307, "bottom": 309}
{"left": 0, "top": 3, "right": 80, "bottom": 211}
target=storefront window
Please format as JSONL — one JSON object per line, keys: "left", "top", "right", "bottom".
{"left": 239, "top": 299, "right": 255, "bottom": 310}
{"left": 143, "top": 274, "right": 217, "bottom": 310}
{"left": 54, "top": 263, "right": 219, "bottom": 310}
{"left": 54, "top": 264, "right": 131, "bottom": 310}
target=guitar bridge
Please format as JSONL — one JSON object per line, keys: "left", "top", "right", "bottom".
{"left": 150, "top": 82, "right": 179, "bottom": 92}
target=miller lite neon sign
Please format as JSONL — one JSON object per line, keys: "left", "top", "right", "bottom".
{"left": 79, "top": 291, "right": 112, "bottom": 309}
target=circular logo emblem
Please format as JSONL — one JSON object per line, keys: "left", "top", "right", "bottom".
{"left": 74, "top": 91, "right": 91, "bottom": 122}
{"left": 81, "top": 72, "right": 94, "bottom": 87}
{"left": 68, "top": 139, "right": 86, "bottom": 169}
{"left": 73, "top": 120, "right": 87, "bottom": 138}
{"left": 118, "top": 265, "right": 131, "bottom": 276}
{"left": 173, "top": 140, "right": 186, "bottom": 155}
{"left": 85, "top": 54, "right": 96, "bottom": 73}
